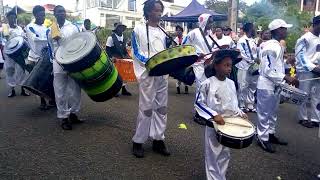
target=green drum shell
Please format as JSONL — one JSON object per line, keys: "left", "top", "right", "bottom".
{"left": 69, "top": 51, "right": 123, "bottom": 102}
{"left": 146, "top": 45, "right": 198, "bottom": 76}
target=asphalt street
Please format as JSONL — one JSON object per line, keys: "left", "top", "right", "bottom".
{"left": 0, "top": 75, "right": 319, "bottom": 180}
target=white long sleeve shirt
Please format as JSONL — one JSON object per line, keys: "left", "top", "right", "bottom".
{"left": 236, "top": 35, "right": 257, "bottom": 70}
{"left": 25, "top": 23, "right": 49, "bottom": 62}
{"left": 257, "top": 39, "right": 285, "bottom": 91}
{"left": 295, "top": 32, "right": 320, "bottom": 72}
{"left": 131, "top": 23, "right": 166, "bottom": 79}
{"left": 212, "top": 35, "right": 236, "bottom": 50}
{"left": 195, "top": 76, "right": 244, "bottom": 120}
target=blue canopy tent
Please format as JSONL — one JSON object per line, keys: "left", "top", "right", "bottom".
{"left": 162, "top": 0, "right": 227, "bottom": 22}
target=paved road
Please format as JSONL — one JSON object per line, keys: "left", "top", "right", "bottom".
{"left": 0, "top": 76, "right": 319, "bottom": 180}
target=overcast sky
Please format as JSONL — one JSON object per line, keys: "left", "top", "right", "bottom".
{"left": 4, "top": 0, "right": 260, "bottom": 9}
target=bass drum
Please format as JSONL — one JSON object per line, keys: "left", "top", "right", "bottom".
{"left": 4, "top": 36, "right": 32, "bottom": 72}
{"left": 55, "top": 31, "right": 122, "bottom": 102}
{"left": 22, "top": 47, "right": 54, "bottom": 100}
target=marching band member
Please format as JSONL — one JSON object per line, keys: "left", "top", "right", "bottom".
{"left": 106, "top": 22, "right": 132, "bottom": 96}
{"left": 295, "top": 15, "right": 320, "bottom": 128}
{"left": 131, "top": 0, "right": 170, "bottom": 158}
{"left": 212, "top": 27, "right": 236, "bottom": 50}
{"left": 236, "top": 22, "right": 258, "bottom": 112}
{"left": 195, "top": 49, "right": 247, "bottom": 180}
{"left": 25, "top": 5, "right": 54, "bottom": 110}
{"left": 4, "top": 11, "right": 29, "bottom": 97}
{"left": 256, "top": 19, "right": 298, "bottom": 153}
{"left": 174, "top": 25, "right": 188, "bottom": 94}
{"left": 48, "top": 5, "right": 82, "bottom": 130}
{"left": 183, "top": 13, "right": 214, "bottom": 125}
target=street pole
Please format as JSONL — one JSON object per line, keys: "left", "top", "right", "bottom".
{"left": 228, "top": 0, "right": 238, "bottom": 33}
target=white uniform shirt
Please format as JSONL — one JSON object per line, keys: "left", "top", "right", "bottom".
{"left": 257, "top": 39, "right": 285, "bottom": 91}
{"left": 106, "top": 34, "right": 124, "bottom": 47}
{"left": 25, "top": 23, "right": 48, "bottom": 62}
{"left": 195, "top": 76, "right": 244, "bottom": 120}
{"left": 7, "top": 26, "right": 24, "bottom": 39}
{"left": 213, "top": 35, "right": 236, "bottom": 49}
{"left": 295, "top": 32, "right": 320, "bottom": 72}
{"left": 183, "top": 28, "right": 213, "bottom": 82}
{"left": 48, "top": 20, "right": 80, "bottom": 73}
{"left": 174, "top": 35, "right": 185, "bottom": 45}
{"left": 183, "top": 28, "right": 213, "bottom": 55}
{"left": 131, "top": 23, "right": 166, "bottom": 79}
{"left": 236, "top": 35, "right": 258, "bottom": 70}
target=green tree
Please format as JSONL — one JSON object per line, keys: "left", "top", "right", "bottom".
{"left": 205, "top": 0, "right": 228, "bottom": 14}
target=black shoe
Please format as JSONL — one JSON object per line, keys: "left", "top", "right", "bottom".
{"left": 61, "top": 118, "right": 72, "bottom": 130}
{"left": 8, "top": 88, "right": 16, "bottom": 97}
{"left": 193, "top": 113, "right": 207, "bottom": 126}
{"left": 176, "top": 87, "right": 181, "bottom": 94}
{"left": 269, "top": 134, "right": 288, "bottom": 145}
{"left": 39, "top": 103, "right": 49, "bottom": 110}
{"left": 152, "top": 140, "right": 170, "bottom": 156}
{"left": 69, "top": 113, "right": 82, "bottom": 124}
{"left": 184, "top": 86, "right": 189, "bottom": 94}
{"left": 300, "top": 120, "right": 317, "bottom": 128}
{"left": 122, "top": 86, "right": 132, "bottom": 96}
{"left": 132, "top": 142, "right": 144, "bottom": 158}
{"left": 48, "top": 99, "right": 56, "bottom": 107}
{"left": 21, "top": 88, "right": 30, "bottom": 96}
{"left": 257, "top": 138, "right": 275, "bottom": 153}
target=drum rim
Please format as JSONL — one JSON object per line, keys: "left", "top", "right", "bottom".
{"left": 56, "top": 31, "right": 97, "bottom": 65}
{"left": 4, "top": 36, "right": 26, "bottom": 54}
{"left": 146, "top": 45, "right": 197, "bottom": 68}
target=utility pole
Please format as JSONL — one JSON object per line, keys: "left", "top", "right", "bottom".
{"left": 228, "top": 0, "right": 238, "bottom": 33}
{"left": 0, "top": 0, "right": 3, "bottom": 21}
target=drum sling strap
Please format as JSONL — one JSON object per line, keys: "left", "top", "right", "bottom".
{"left": 245, "top": 39, "right": 255, "bottom": 61}
{"left": 199, "top": 28, "right": 213, "bottom": 53}
{"left": 146, "top": 23, "right": 150, "bottom": 58}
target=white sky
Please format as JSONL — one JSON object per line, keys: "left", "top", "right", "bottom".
{"left": 4, "top": 0, "right": 260, "bottom": 9}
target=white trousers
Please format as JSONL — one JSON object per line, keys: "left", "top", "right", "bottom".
{"left": 4, "top": 55, "right": 26, "bottom": 88}
{"left": 53, "top": 61, "right": 81, "bottom": 119}
{"left": 297, "top": 72, "right": 320, "bottom": 123}
{"left": 237, "top": 69, "right": 257, "bottom": 109}
{"left": 205, "top": 126, "right": 230, "bottom": 180}
{"left": 256, "top": 89, "right": 280, "bottom": 141}
{"left": 132, "top": 74, "right": 169, "bottom": 144}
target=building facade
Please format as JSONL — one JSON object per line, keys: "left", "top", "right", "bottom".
{"left": 77, "top": 0, "right": 185, "bottom": 29}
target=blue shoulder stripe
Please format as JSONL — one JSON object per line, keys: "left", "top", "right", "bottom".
{"left": 131, "top": 31, "right": 148, "bottom": 63}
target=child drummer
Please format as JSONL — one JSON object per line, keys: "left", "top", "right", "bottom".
{"left": 195, "top": 49, "right": 247, "bottom": 180}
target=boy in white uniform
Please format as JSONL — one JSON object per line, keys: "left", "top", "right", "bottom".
{"left": 236, "top": 23, "right": 258, "bottom": 112}
{"left": 131, "top": 0, "right": 170, "bottom": 158}
{"left": 295, "top": 15, "right": 320, "bottom": 128}
{"left": 4, "top": 11, "right": 29, "bottom": 97}
{"left": 48, "top": 5, "right": 82, "bottom": 130}
{"left": 195, "top": 49, "right": 247, "bottom": 180}
{"left": 256, "top": 19, "right": 298, "bottom": 153}
{"left": 25, "top": 5, "right": 54, "bottom": 110}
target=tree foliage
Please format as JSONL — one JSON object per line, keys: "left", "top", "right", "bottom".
{"left": 242, "top": 0, "right": 313, "bottom": 52}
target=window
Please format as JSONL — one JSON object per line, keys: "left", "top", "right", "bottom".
{"left": 128, "top": 0, "right": 136, "bottom": 11}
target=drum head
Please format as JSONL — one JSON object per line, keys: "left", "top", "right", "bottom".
{"left": 4, "top": 36, "right": 25, "bottom": 55}
{"left": 215, "top": 117, "right": 255, "bottom": 138}
{"left": 56, "top": 32, "right": 97, "bottom": 65}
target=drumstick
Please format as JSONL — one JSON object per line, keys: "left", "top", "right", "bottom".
{"left": 224, "top": 121, "right": 252, "bottom": 128}
{"left": 299, "top": 77, "right": 320, "bottom": 82}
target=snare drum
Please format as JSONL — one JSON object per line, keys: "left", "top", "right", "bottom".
{"left": 55, "top": 32, "right": 123, "bottom": 102}
{"left": 279, "top": 83, "right": 309, "bottom": 105}
{"left": 214, "top": 117, "right": 255, "bottom": 149}
{"left": 146, "top": 45, "right": 198, "bottom": 76}
{"left": 114, "top": 58, "right": 136, "bottom": 82}
{"left": 4, "top": 36, "right": 31, "bottom": 72}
